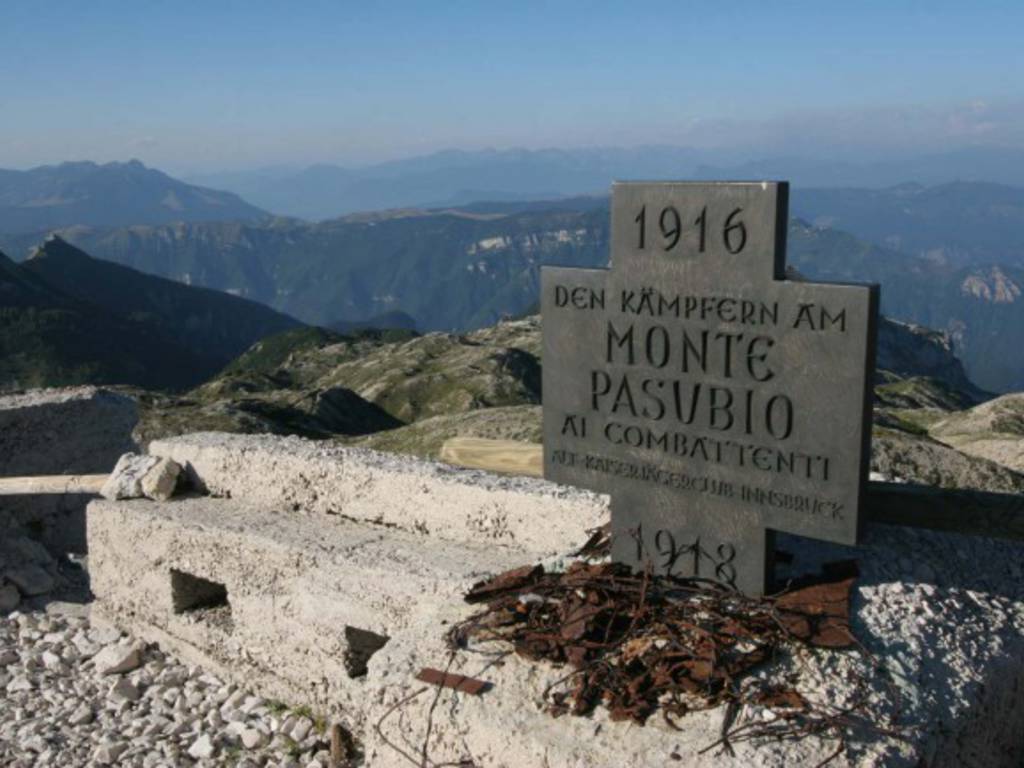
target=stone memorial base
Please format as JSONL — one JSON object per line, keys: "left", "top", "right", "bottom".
{"left": 360, "top": 525, "right": 1024, "bottom": 768}
{"left": 87, "top": 495, "right": 529, "bottom": 716}
{"left": 87, "top": 433, "right": 1024, "bottom": 767}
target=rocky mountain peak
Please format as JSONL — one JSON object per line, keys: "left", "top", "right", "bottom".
{"left": 27, "top": 234, "right": 92, "bottom": 264}
{"left": 960, "top": 266, "right": 1021, "bottom": 304}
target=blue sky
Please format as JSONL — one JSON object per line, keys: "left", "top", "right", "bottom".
{"left": 2, "top": 1, "right": 1022, "bottom": 173}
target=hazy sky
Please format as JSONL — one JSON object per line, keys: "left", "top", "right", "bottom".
{"left": 3, "top": 1, "right": 1022, "bottom": 173}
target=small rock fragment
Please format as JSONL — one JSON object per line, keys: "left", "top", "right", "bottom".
{"left": 140, "top": 457, "right": 182, "bottom": 501}
{"left": 6, "top": 675, "right": 33, "bottom": 692}
{"left": 8, "top": 537, "right": 54, "bottom": 565}
{"left": 290, "top": 717, "right": 313, "bottom": 742}
{"left": 0, "top": 582, "right": 19, "bottom": 611}
{"left": 109, "top": 677, "right": 142, "bottom": 702}
{"left": 94, "top": 742, "right": 128, "bottom": 765}
{"left": 40, "top": 650, "right": 63, "bottom": 670}
{"left": 4, "top": 564, "right": 56, "bottom": 596}
{"left": 93, "top": 643, "right": 143, "bottom": 675}
{"left": 101, "top": 453, "right": 160, "bottom": 500}
{"left": 88, "top": 623, "right": 122, "bottom": 646}
{"left": 68, "top": 703, "right": 94, "bottom": 726}
{"left": 241, "top": 728, "right": 267, "bottom": 749}
{"left": 188, "top": 733, "right": 216, "bottom": 759}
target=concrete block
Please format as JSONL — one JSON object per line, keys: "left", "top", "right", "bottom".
{"left": 149, "top": 432, "right": 608, "bottom": 558}
{"left": 0, "top": 386, "right": 137, "bottom": 556}
{"left": 89, "top": 431, "right": 1024, "bottom": 765}
{"left": 87, "top": 495, "right": 528, "bottom": 719}
{"left": 0, "top": 386, "right": 137, "bottom": 476}
{"left": 359, "top": 523, "right": 1024, "bottom": 768}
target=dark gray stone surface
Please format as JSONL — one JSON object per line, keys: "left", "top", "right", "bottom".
{"left": 542, "top": 182, "right": 878, "bottom": 594}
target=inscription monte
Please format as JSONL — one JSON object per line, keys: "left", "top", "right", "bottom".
{"left": 541, "top": 182, "right": 878, "bottom": 595}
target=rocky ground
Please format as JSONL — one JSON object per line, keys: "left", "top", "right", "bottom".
{"left": 929, "top": 392, "right": 1024, "bottom": 473}
{"left": 1, "top": 602, "right": 342, "bottom": 767}
{"left": 1, "top": 527, "right": 343, "bottom": 767}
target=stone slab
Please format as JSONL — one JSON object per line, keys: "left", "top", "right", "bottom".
{"left": 86, "top": 494, "right": 529, "bottom": 719}
{"left": 361, "top": 524, "right": 1024, "bottom": 768}
{"left": 86, "top": 434, "right": 1024, "bottom": 765}
{"left": 542, "top": 182, "right": 878, "bottom": 594}
{"left": 0, "top": 386, "right": 137, "bottom": 476}
{"left": 0, "top": 386, "right": 138, "bottom": 557}
{"left": 148, "top": 432, "right": 607, "bottom": 558}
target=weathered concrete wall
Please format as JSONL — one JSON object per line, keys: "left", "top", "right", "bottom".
{"left": 88, "top": 432, "right": 1024, "bottom": 767}
{"left": 0, "top": 386, "right": 137, "bottom": 477}
{"left": 149, "top": 432, "right": 608, "bottom": 558}
{"left": 0, "top": 386, "right": 137, "bottom": 556}
{"left": 87, "top": 495, "right": 529, "bottom": 717}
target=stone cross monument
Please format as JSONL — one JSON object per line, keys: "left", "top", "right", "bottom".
{"left": 541, "top": 182, "right": 878, "bottom": 594}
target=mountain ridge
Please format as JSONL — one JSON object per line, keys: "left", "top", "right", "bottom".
{"left": 0, "top": 237, "right": 303, "bottom": 392}
{"left": 186, "top": 146, "right": 1024, "bottom": 221}
{"left": 0, "top": 160, "right": 268, "bottom": 234}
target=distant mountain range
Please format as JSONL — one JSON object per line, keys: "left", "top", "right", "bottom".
{"left": 5, "top": 197, "right": 1023, "bottom": 392}
{"left": 0, "top": 204, "right": 610, "bottom": 331}
{"left": 2, "top": 158, "right": 1022, "bottom": 392}
{"left": 791, "top": 182, "right": 1024, "bottom": 268}
{"left": 0, "top": 160, "right": 268, "bottom": 233}
{"left": 786, "top": 223, "right": 1024, "bottom": 393}
{"left": 186, "top": 146, "right": 1024, "bottom": 221}
{"left": 186, "top": 147, "right": 703, "bottom": 220}
{"left": 0, "top": 236, "right": 300, "bottom": 391}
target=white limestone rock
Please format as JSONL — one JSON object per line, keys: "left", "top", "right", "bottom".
{"left": 94, "top": 741, "right": 128, "bottom": 765}
{"left": 241, "top": 728, "right": 268, "bottom": 749}
{"left": 187, "top": 733, "right": 216, "bottom": 759}
{"left": 290, "top": 717, "right": 313, "bottom": 742}
{"left": 87, "top": 623, "right": 122, "bottom": 646}
{"left": 92, "top": 642, "right": 143, "bottom": 675}
{"left": 100, "top": 453, "right": 159, "bottom": 501}
{"left": 40, "top": 650, "right": 63, "bottom": 670}
{"left": 140, "top": 456, "right": 182, "bottom": 501}
{"left": 68, "top": 703, "right": 94, "bottom": 726}
{"left": 6, "top": 675, "right": 33, "bottom": 692}
{"left": 109, "top": 677, "right": 142, "bottom": 702}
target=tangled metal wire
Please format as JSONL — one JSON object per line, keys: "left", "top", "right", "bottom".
{"left": 448, "top": 559, "right": 900, "bottom": 761}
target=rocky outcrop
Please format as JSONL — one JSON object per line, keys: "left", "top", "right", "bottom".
{"left": 352, "top": 405, "right": 543, "bottom": 459}
{"left": 871, "top": 428, "right": 1024, "bottom": 493}
{"left": 929, "top": 393, "right": 1024, "bottom": 473}
{"left": 135, "top": 320, "right": 543, "bottom": 445}
{"left": 875, "top": 319, "right": 987, "bottom": 402}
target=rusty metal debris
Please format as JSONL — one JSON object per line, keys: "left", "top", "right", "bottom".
{"left": 573, "top": 522, "right": 611, "bottom": 558}
{"left": 464, "top": 564, "right": 543, "bottom": 603}
{"left": 416, "top": 667, "right": 491, "bottom": 695}
{"left": 448, "top": 560, "right": 895, "bottom": 761}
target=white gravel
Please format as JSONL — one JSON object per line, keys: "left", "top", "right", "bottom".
{"left": 0, "top": 606, "right": 339, "bottom": 767}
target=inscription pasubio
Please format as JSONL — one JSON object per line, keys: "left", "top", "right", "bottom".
{"left": 542, "top": 182, "right": 878, "bottom": 595}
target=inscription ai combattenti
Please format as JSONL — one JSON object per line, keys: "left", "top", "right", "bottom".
{"left": 556, "top": 284, "right": 846, "bottom": 484}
